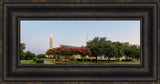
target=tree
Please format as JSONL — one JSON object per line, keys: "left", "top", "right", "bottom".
{"left": 54, "top": 45, "right": 73, "bottom": 61}
{"left": 134, "top": 48, "right": 140, "bottom": 61}
{"left": 46, "top": 49, "right": 54, "bottom": 55}
{"left": 87, "top": 37, "right": 107, "bottom": 63}
{"left": 79, "top": 47, "right": 92, "bottom": 62}
{"left": 123, "top": 43, "right": 140, "bottom": 61}
{"left": 112, "top": 41, "right": 124, "bottom": 58}
{"left": 37, "top": 54, "right": 46, "bottom": 59}
{"left": 129, "top": 45, "right": 140, "bottom": 61}
{"left": 25, "top": 51, "right": 36, "bottom": 60}
{"left": 103, "top": 41, "right": 117, "bottom": 61}
{"left": 123, "top": 43, "right": 133, "bottom": 61}
{"left": 20, "top": 43, "right": 26, "bottom": 60}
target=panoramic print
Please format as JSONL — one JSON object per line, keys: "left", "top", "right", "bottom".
{"left": 20, "top": 20, "right": 141, "bottom": 65}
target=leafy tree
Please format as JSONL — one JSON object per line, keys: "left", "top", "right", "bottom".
{"left": 20, "top": 43, "right": 26, "bottom": 60}
{"left": 79, "top": 47, "right": 92, "bottom": 62}
{"left": 129, "top": 45, "right": 141, "bottom": 61}
{"left": 37, "top": 54, "right": 46, "bottom": 59}
{"left": 87, "top": 37, "right": 106, "bottom": 63}
{"left": 122, "top": 43, "right": 141, "bottom": 62}
{"left": 123, "top": 43, "right": 133, "bottom": 61}
{"left": 103, "top": 41, "right": 117, "bottom": 61}
{"left": 134, "top": 48, "right": 140, "bottom": 61}
{"left": 112, "top": 41, "right": 124, "bottom": 58}
{"left": 54, "top": 45, "right": 73, "bottom": 61}
{"left": 46, "top": 49, "right": 54, "bottom": 55}
{"left": 25, "top": 51, "right": 36, "bottom": 60}
{"left": 46, "top": 49, "right": 55, "bottom": 60}
{"left": 123, "top": 48, "right": 132, "bottom": 60}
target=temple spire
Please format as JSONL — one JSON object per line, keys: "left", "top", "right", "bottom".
{"left": 50, "top": 25, "right": 53, "bottom": 49}
{"left": 50, "top": 25, "right": 53, "bottom": 38}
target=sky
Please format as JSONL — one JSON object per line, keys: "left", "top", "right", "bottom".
{"left": 20, "top": 20, "right": 140, "bottom": 55}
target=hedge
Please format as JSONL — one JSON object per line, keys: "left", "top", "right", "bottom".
{"left": 76, "top": 58, "right": 95, "bottom": 62}
{"left": 121, "top": 59, "right": 132, "bottom": 61}
{"left": 35, "top": 59, "right": 44, "bottom": 63}
{"left": 33, "top": 57, "right": 37, "bottom": 61}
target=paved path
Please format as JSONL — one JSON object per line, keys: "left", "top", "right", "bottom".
{"left": 106, "top": 62, "right": 140, "bottom": 64}
{"left": 44, "top": 60, "right": 55, "bottom": 64}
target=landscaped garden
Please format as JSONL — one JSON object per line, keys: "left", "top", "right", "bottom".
{"left": 20, "top": 58, "right": 140, "bottom": 64}
{"left": 20, "top": 37, "right": 141, "bottom": 65}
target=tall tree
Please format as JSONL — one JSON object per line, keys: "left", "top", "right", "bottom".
{"left": 112, "top": 41, "right": 124, "bottom": 58}
{"left": 123, "top": 42, "right": 133, "bottom": 60}
{"left": 129, "top": 45, "right": 141, "bottom": 61}
{"left": 87, "top": 37, "right": 107, "bottom": 63}
{"left": 20, "top": 43, "right": 26, "bottom": 60}
{"left": 103, "top": 41, "right": 117, "bottom": 61}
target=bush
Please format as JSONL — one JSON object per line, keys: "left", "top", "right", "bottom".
{"left": 84, "top": 58, "right": 91, "bottom": 61}
{"left": 92, "top": 59, "right": 97, "bottom": 61}
{"left": 121, "top": 59, "right": 132, "bottom": 61}
{"left": 33, "top": 57, "right": 37, "bottom": 61}
{"left": 37, "top": 54, "right": 45, "bottom": 59}
{"left": 35, "top": 59, "right": 44, "bottom": 63}
{"left": 77, "top": 58, "right": 82, "bottom": 62}
{"left": 76, "top": 58, "right": 92, "bottom": 62}
{"left": 25, "top": 51, "right": 36, "bottom": 60}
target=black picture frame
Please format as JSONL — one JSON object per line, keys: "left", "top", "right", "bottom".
{"left": 2, "top": 2, "right": 158, "bottom": 82}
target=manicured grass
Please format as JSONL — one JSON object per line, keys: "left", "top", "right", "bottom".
{"left": 21, "top": 59, "right": 140, "bottom": 64}
{"left": 46, "top": 59, "right": 140, "bottom": 64}
{"left": 20, "top": 60, "right": 44, "bottom": 64}
{"left": 46, "top": 60, "right": 85, "bottom": 64}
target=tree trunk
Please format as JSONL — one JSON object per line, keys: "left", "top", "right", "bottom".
{"left": 108, "top": 57, "right": 110, "bottom": 62}
{"left": 96, "top": 56, "right": 98, "bottom": 63}
{"left": 126, "top": 57, "right": 128, "bottom": 62}
{"left": 82, "top": 56, "right": 85, "bottom": 63}
{"left": 65, "top": 56, "right": 68, "bottom": 61}
{"left": 68, "top": 56, "right": 71, "bottom": 62}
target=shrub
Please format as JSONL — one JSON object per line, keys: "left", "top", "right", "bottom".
{"left": 54, "top": 61, "right": 61, "bottom": 64}
{"left": 77, "top": 58, "right": 92, "bottom": 62}
{"left": 35, "top": 59, "right": 44, "bottom": 63}
{"left": 77, "top": 58, "right": 82, "bottom": 62}
{"left": 37, "top": 54, "right": 45, "bottom": 59}
{"left": 25, "top": 51, "right": 36, "bottom": 60}
{"left": 121, "top": 59, "right": 132, "bottom": 61}
{"left": 84, "top": 58, "right": 91, "bottom": 61}
{"left": 33, "top": 57, "right": 37, "bottom": 61}
{"left": 92, "top": 59, "right": 97, "bottom": 61}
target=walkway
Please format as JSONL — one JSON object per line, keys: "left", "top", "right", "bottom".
{"left": 44, "top": 60, "right": 55, "bottom": 64}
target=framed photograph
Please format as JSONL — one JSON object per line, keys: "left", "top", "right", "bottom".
{"left": 19, "top": 19, "right": 141, "bottom": 66}
{"left": 2, "top": 1, "right": 158, "bottom": 82}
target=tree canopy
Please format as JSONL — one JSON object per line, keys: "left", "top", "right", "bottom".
{"left": 87, "top": 37, "right": 140, "bottom": 62}
{"left": 20, "top": 43, "right": 36, "bottom": 60}
{"left": 20, "top": 43, "right": 26, "bottom": 60}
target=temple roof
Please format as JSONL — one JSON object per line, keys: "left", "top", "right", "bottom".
{"left": 60, "top": 44, "right": 80, "bottom": 48}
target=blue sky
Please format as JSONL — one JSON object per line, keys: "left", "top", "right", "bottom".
{"left": 20, "top": 20, "right": 140, "bottom": 55}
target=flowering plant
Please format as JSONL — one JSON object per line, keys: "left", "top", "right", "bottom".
{"left": 79, "top": 47, "right": 92, "bottom": 56}
{"left": 51, "top": 45, "right": 92, "bottom": 62}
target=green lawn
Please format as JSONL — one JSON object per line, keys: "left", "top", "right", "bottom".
{"left": 46, "top": 59, "right": 140, "bottom": 64}
{"left": 20, "top": 59, "right": 140, "bottom": 64}
{"left": 20, "top": 60, "right": 44, "bottom": 64}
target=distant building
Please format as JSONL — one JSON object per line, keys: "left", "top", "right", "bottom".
{"left": 60, "top": 45, "right": 80, "bottom": 48}
{"left": 47, "top": 26, "right": 116, "bottom": 60}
